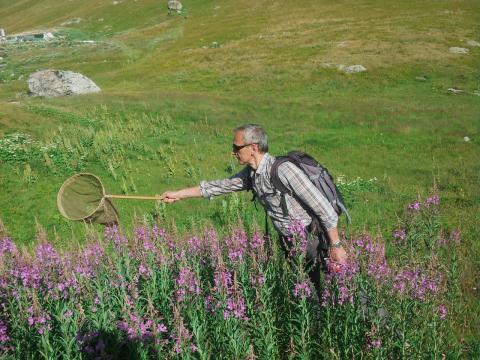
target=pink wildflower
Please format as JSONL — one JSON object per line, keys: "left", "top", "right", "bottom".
{"left": 408, "top": 201, "right": 421, "bottom": 211}
{"left": 293, "top": 281, "right": 312, "bottom": 299}
{"left": 437, "top": 304, "right": 448, "bottom": 320}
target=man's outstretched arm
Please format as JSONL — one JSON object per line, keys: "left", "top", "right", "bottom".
{"left": 161, "top": 166, "right": 252, "bottom": 203}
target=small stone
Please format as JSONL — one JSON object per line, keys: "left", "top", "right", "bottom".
{"left": 449, "top": 47, "right": 469, "bottom": 54}
{"left": 60, "top": 18, "right": 83, "bottom": 26}
{"left": 415, "top": 76, "right": 427, "bottom": 81}
{"left": 343, "top": 64, "right": 367, "bottom": 73}
{"left": 447, "top": 88, "right": 463, "bottom": 94}
{"left": 467, "top": 40, "right": 480, "bottom": 47}
{"left": 44, "top": 32, "right": 54, "bottom": 41}
{"left": 463, "top": 136, "right": 470, "bottom": 142}
{"left": 473, "top": 90, "right": 480, "bottom": 96}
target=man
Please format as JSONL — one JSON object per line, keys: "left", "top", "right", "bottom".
{"left": 160, "top": 124, "right": 347, "bottom": 293}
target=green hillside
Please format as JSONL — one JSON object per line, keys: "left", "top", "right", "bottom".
{"left": 0, "top": 0, "right": 479, "bottom": 347}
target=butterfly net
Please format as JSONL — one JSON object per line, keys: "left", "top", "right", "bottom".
{"left": 57, "top": 173, "right": 119, "bottom": 225}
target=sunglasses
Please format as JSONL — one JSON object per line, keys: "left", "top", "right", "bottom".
{"left": 232, "top": 143, "right": 254, "bottom": 153}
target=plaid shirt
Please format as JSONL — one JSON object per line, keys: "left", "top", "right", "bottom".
{"left": 199, "top": 153, "right": 338, "bottom": 236}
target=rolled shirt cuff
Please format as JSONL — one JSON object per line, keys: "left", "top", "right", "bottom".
{"left": 322, "top": 215, "right": 338, "bottom": 232}
{"left": 199, "top": 181, "right": 213, "bottom": 199}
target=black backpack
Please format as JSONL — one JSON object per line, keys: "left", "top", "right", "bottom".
{"left": 270, "top": 151, "right": 351, "bottom": 225}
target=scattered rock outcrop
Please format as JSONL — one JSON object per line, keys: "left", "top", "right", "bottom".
{"left": 28, "top": 70, "right": 101, "bottom": 97}
{"left": 449, "top": 47, "right": 469, "bottom": 54}
{"left": 447, "top": 87, "right": 463, "bottom": 94}
{"left": 343, "top": 64, "right": 367, "bottom": 73}
{"left": 168, "top": 0, "right": 183, "bottom": 11}
{"left": 321, "top": 63, "right": 367, "bottom": 73}
{"left": 60, "top": 18, "right": 83, "bottom": 26}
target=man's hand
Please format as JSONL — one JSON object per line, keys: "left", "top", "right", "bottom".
{"left": 159, "top": 186, "right": 202, "bottom": 203}
{"left": 329, "top": 246, "right": 347, "bottom": 265}
{"left": 326, "top": 227, "right": 348, "bottom": 266}
{"left": 160, "top": 191, "right": 180, "bottom": 203}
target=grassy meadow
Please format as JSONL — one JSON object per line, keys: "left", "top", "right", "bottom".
{"left": 0, "top": 0, "right": 479, "bottom": 356}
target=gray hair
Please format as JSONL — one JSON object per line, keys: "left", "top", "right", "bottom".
{"left": 234, "top": 124, "right": 268, "bottom": 153}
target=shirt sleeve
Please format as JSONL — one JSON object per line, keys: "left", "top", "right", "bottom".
{"left": 277, "top": 162, "right": 338, "bottom": 230}
{"left": 199, "top": 166, "right": 252, "bottom": 199}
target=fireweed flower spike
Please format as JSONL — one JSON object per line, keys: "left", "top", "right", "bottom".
{"left": 425, "top": 194, "right": 440, "bottom": 208}
{"left": 437, "top": 304, "right": 448, "bottom": 320}
{"left": 0, "top": 237, "right": 17, "bottom": 257}
{"left": 104, "top": 224, "right": 128, "bottom": 250}
{"left": 408, "top": 200, "right": 421, "bottom": 211}
{"left": 286, "top": 220, "right": 308, "bottom": 257}
{"left": 187, "top": 236, "right": 202, "bottom": 255}
{"left": 393, "top": 229, "right": 406, "bottom": 243}
{"left": 225, "top": 229, "right": 248, "bottom": 263}
{"left": 0, "top": 320, "right": 10, "bottom": 344}
{"left": 368, "top": 339, "right": 382, "bottom": 349}
{"left": 293, "top": 281, "right": 312, "bottom": 299}
{"left": 450, "top": 229, "right": 461, "bottom": 245}
{"left": 213, "top": 267, "right": 232, "bottom": 295}
{"left": 175, "top": 266, "right": 201, "bottom": 302}
{"left": 171, "top": 308, "right": 196, "bottom": 355}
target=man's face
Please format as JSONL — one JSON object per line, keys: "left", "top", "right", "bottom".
{"left": 232, "top": 130, "right": 253, "bottom": 165}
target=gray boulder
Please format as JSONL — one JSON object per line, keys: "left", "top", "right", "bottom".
{"left": 343, "top": 64, "right": 367, "bottom": 73}
{"left": 28, "top": 70, "right": 101, "bottom": 97}
{"left": 168, "top": 0, "right": 183, "bottom": 11}
{"left": 447, "top": 87, "right": 463, "bottom": 94}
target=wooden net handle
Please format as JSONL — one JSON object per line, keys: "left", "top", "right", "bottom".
{"left": 105, "top": 194, "right": 163, "bottom": 201}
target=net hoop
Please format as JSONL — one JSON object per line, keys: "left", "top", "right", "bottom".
{"left": 57, "top": 173, "right": 117, "bottom": 223}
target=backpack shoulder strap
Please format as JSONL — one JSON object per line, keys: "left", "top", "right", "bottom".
{"left": 270, "top": 151, "right": 312, "bottom": 194}
{"left": 270, "top": 156, "right": 292, "bottom": 196}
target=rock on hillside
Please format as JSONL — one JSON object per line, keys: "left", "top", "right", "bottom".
{"left": 343, "top": 65, "right": 367, "bottom": 73}
{"left": 449, "top": 47, "right": 469, "bottom": 54}
{"left": 28, "top": 70, "right": 101, "bottom": 97}
{"left": 168, "top": 0, "right": 183, "bottom": 11}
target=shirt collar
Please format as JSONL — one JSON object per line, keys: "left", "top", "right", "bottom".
{"left": 254, "top": 153, "right": 272, "bottom": 175}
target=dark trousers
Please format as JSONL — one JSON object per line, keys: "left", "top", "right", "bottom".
{"left": 279, "top": 223, "right": 329, "bottom": 300}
